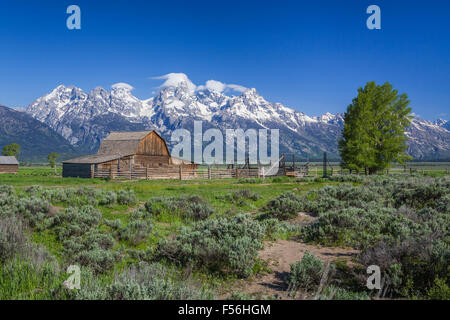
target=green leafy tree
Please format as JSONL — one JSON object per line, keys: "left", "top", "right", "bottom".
{"left": 48, "top": 152, "right": 59, "bottom": 171}
{"left": 339, "top": 82, "right": 412, "bottom": 174}
{"left": 2, "top": 143, "right": 20, "bottom": 157}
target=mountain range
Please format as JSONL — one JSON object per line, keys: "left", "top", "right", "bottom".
{"left": 2, "top": 78, "right": 449, "bottom": 162}
{"left": 0, "top": 105, "right": 77, "bottom": 162}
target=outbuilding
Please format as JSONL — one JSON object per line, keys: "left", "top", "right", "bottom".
{"left": 0, "top": 156, "right": 19, "bottom": 174}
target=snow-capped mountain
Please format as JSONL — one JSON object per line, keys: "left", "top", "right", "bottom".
{"left": 25, "top": 77, "right": 450, "bottom": 160}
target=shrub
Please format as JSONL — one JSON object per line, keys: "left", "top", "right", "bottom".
{"left": 157, "top": 213, "right": 264, "bottom": 277}
{"left": 144, "top": 195, "right": 213, "bottom": 221}
{"left": 99, "top": 191, "right": 117, "bottom": 206}
{"left": 0, "top": 216, "right": 26, "bottom": 262}
{"left": 118, "top": 220, "right": 153, "bottom": 245}
{"left": 117, "top": 189, "right": 138, "bottom": 205}
{"left": 318, "top": 286, "right": 370, "bottom": 300}
{"left": 287, "top": 251, "right": 324, "bottom": 292}
{"left": 0, "top": 185, "right": 14, "bottom": 197}
{"left": 262, "top": 191, "right": 303, "bottom": 220}
{"left": 237, "top": 178, "right": 262, "bottom": 184}
{"left": 359, "top": 237, "right": 449, "bottom": 297}
{"left": 75, "top": 262, "right": 214, "bottom": 300}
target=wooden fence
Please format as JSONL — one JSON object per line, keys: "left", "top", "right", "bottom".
{"left": 93, "top": 165, "right": 262, "bottom": 181}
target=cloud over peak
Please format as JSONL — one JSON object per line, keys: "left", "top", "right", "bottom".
{"left": 111, "top": 82, "right": 134, "bottom": 91}
{"left": 152, "top": 73, "right": 248, "bottom": 95}
{"left": 152, "top": 73, "right": 196, "bottom": 93}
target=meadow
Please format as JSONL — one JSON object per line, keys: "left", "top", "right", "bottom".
{"left": 0, "top": 167, "right": 448, "bottom": 300}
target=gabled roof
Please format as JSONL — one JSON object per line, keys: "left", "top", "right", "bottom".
{"left": 97, "top": 130, "right": 170, "bottom": 156}
{"left": 0, "top": 156, "right": 19, "bottom": 165}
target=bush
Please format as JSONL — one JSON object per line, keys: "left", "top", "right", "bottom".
{"left": 287, "top": 251, "right": 324, "bottom": 292}
{"left": 75, "top": 262, "right": 214, "bottom": 300}
{"left": 144, "top": 195, "right": 213, "bottom": 221}
{"left": 318, "top": 286, "right": 370, "bottom": 300}
{"left": 118, "top": 220, "right": 153, "bottom": 245}
{"left": 99, "top": 191, "right": 117, "bottom": 206}
{"left": 117, "top": 189, "right": 138, "bottom": 205}
{"left": 359, "top": 237, "right": 449, "bottom": 297}
{"left": 262, "top": 191, "right": 303, "bottom": 220}
{"left": 157, "top": 213, "right": 264, "bottom": 277}
{"left": 0, "top": 185, "right": 14, "bottom": 197}
{"left": 0, "top": 216, "right": 26, "bottom": 262}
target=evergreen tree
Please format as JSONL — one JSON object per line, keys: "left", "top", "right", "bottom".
{"left": 339, "top": 82, "right": 412, "bottom": 174}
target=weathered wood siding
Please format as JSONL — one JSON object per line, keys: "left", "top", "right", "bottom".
{"left": 134, "top": 155, "right": 171, "bottom": 167}
{"left": 137, "top": 132, "right": 170, "bottom": 156}
{"left": 0, "top": 164, "right": 18, "bottom": 174}
{"left": 62, "top": 163, "right": 92, "bottom": 178}
{"left": 95, "top": 156, "right": 134, "bottom": 170}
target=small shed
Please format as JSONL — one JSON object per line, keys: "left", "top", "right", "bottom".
{"left": 0, "top": 156, "right": 19, "bottom": 174}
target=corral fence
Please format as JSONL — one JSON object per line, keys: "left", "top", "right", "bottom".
{"left": 92, "top": 161, "right": 449, "bottom": 181}
{"left": 93, "top": 165, "right": 264, "bottom": 180}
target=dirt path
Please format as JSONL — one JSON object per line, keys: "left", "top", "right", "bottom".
{"left": 223, "top": 240, "right": 358, "bottom": 299}
{"left": 221, "top": 213, "right": 358, "bottom": 299}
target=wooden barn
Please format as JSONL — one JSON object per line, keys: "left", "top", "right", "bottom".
{"left": 0, "top": 156, "right": 19, "bottom": 174}
{"left": 62, "top": 130, "right": 197, "bottom": 179}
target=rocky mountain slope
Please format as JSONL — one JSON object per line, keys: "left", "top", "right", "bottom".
{"left": 0, "top": 105, "right": 78, "bottom": 162}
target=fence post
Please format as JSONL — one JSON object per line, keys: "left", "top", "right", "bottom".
{"left": 146, "top": 167, "right": 149, "bottom": 180}
{"left": 235, "top": 167, "right": 239, "bottom": 179}
{"left": 262, "top": 167, "right": 265, "bottom": 180}
{"left": 208, "top": 165, "right": 211, "bottom": 180}
{"left": 109, "top": 166, "right": 113, "bottom": 179}
{"left": 179, "top": 165, "right": 183, "bottom": 180}
{"left": 91, "top": 164, "right": 94, "bottom": 179}
{"left": 129, "top": 160, "right": 132, "bottom": 180}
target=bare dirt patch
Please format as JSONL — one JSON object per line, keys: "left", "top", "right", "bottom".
{"left": 221, "top": 239, "right": 358, "bottom": 299}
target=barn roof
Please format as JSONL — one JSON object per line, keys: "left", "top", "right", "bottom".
{"left": 62, "top": 154, "right": 125, "bottom": 164}
{"left": 97, "top": 130, "right": 169, "bottom": 156}
{"left": 0, "top": 156, "right": 19, "bottom": 165}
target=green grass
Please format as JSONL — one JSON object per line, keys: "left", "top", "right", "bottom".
{"left": 2, "top": 166, "right": 448, "bottom": 299}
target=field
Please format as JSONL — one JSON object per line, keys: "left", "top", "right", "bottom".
{"left": 0, "top": 167, "right": 449, "bottom": 300}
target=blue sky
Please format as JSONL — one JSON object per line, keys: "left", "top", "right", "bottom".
{"left": 0, "top": 0, "right": 449, "bottom": 120}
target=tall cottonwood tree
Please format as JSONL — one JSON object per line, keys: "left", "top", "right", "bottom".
{"left": 2, "top": 143, "right": 20, "bottom": 158}
{"left": 339, "top": 82, "right": 412, "bottom": 174}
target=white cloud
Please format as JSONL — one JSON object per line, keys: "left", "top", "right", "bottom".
{"left": 111, "top": 82, "right": 134, "bottom": 91}
{"left": 152, "top": 73, "right": 196, "bottom": 93}
{"left": 226, "top": 84, "right": 248, "bottom": 93}
{"left": 151, "top": 73, "right": 248, "bottom": 95}
{"left": 197, "top": 79, "right": 248, "bottom": 94}
{"left": 205, "top": 80, "right": 226, "bottom": 92}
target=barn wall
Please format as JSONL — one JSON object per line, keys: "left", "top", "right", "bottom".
{"left": 134, "top": 155, "right": 171, "bottom": 167}
{"left": 137, "top": 132, "right": 170, "bottom": 156}
{"left": 0, "top": 164, "right": 18, "bottom": 174}
{"left": 95, "top": 156, "right": 133, "bottom": 170}
{"left": 62, "top": 163, "right": 92, "bottom": 178}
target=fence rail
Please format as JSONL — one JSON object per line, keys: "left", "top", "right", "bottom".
{"left": 93, "top": 166, "right": 264, "bottom": 180}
